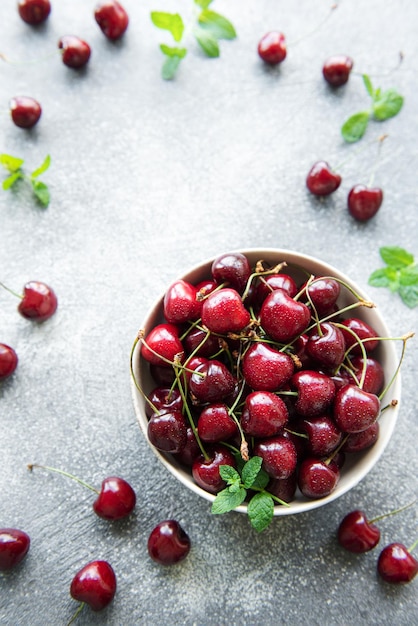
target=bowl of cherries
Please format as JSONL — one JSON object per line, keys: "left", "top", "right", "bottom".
{"left": 131, "top": 249, "right": 404, "bottom": 529}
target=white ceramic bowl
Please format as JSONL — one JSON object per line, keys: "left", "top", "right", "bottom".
{"left": 131, "top": 249, "right": 401, "bottom": 515}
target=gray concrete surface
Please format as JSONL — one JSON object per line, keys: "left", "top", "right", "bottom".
{"left": 1, "top": 1, "right": 417, "bottom": 624}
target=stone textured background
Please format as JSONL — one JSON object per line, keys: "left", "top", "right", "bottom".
{"left": 0, "top": 1, "right": 417, "bottom": 624}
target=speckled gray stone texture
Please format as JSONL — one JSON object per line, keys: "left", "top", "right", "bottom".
{"left": 1, "top": 1, "right": 417, "bottom": 625}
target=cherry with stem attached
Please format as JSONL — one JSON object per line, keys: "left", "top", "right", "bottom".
{"left": 347, "top": 135, "right": 387, "bottom": 222}
{"left": 28, "top": 464, "right": 136, "bottom": 521}
{"left": 0, "top": 528, "right": 30, "bottom": 571}
{"left": 377, "top": 538, "right": 418, "bottom": 584}
{"left": 68, "top": 560, "right": 116, "bottom": 624}
{"left": 0, "top": 280, "right": 57, "bottom": 322}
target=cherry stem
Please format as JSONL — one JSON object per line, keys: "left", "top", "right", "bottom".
{"left": 368, "top": 134, "right": 387, "bottom": 187}
{"left": 352, "top": 52, "right": 404, "bottom": 79}
{"left": 172, "top": 366, "right": 209, "bottom": 461}
{"left": 0, "top": 50, "right": 58, "bottom": 65}
{"left": 138, "top": 332, "right": 205, "bottom": 378}
{"left": 241, "top": 260, "right": 287, "bottom": 302}
{"left": 251, "top": 485, "right": 289, "bottom": 508}
{"left": 334, "top": 322, "right": 368, "bottom": 388}
{"left": 27, "top": 464, "right": 99, "bottom": 494}
{"left": 377, "top": 332, "right": 414, "bottom": 401}
{"left": 408, "top": 538, "right": 418, "bottom": 553}
{"left": 129, "top": 334, "right": 160, "bottom": 415}
{"left": 284, "top": 427, "right": 309, "bottom": 440}
{"left": 333, "top": 133, "right": 386, "bottom": 173}
{"left": 288, "top": 2, "right": 338, "bottom": 47}
{"left": 0, "top": 281, "right": 23, "bottom": 300}
{"left": 369, "top": 499, "right": 416, "bottom": 525}
{"left": 66, "top": 602, "right": 85, "bottom": 626}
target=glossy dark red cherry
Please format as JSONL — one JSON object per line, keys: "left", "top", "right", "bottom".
{"left": 58, "top": 35, "right": 91, "bottom": 69}
{"left": 18, "top": 0, "right": 51, "bottom": 25}
{"left": 333, "top": 384, "right": 380, "bottom": 433}
{"left": 141, "top": 323, "right": 184, "bottom": 367}
{"left": 241, "top": 391, "right": 288, "bottom": 438}
{"left": 147, "top": 409, "right": 187, "bottom": 453}
{"left": 9, "top": 96, "right": 41, "bottom": 129}
{"left": 164, "top": 279, "right": 200, "bottom": 324}
{"left": 197, "top": 403, "right": 238, "bottom": 443}
{"left": 70, "top": 560, "right": 117, "bottom": 611}
{"left": 258, "top": 31, "right": 287, "bottom": 64}
{"left": 337, "top": 510, "right": 380, "bottom": 552}
{"left": 147, "top": 520, "right": 191, "bottom": 565}
{"left": 377, "top": 543, "right": 418, "bottom": 584}
{"left": 94, "top": 1, "right": 129, "bottom": 40}
{"left": 18, "top": 281, "right": 58, "bottom": 321}
{"left": 348, "top": 185, "right": 384, "bottom": 221}
{"left": 0, "top": 344, "right": 18, "bottom": 380}
{"left": 201, "top": 288, "right": 250, "bottom": 333}
{"left": 306, "top": 161, "right": 342, "bottom": 196}
{"left": 322, "top": 55, "right": 354, "bottom": 87}
{"left": 242, "top": 342, "right": 294, "bottom": 391}
{"left": 93, "top": 477, "right": 136, "bottom": 520}
{"left": 189, "top": 359, "right": 236, "bottom": 404}
{"left": 306, "top": 322, "right": 346, "bottom": 370}
{"left": 290, "top": 370, "right": 336, "bottom": 417}
{"left": 0, "top": 528, "right": 30, "bottom": 571}
{"left": 259, "top": 288, "right": 311, "bottom": 342}
{"left": 298, "top": 457, "right": 340, "bottom": 499}
{"left": 340, "top": 318, "right": 378, "bottom": 355}
{"left": 192, "top": 445, "right": 236, "bottom": 494}
{"left": 253, "top": 436, "right": 297, "bottom": 480}
{"left": 211, "top": 252, "right": 251, "bottom": 294}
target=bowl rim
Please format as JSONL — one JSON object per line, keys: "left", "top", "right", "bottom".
{"left": 131, "top": 248, "right": 401, "bottom": 516}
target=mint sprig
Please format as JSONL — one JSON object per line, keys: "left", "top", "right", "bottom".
{"left": 341, "top": 74, "right": 404, "bottom": 143}
{"left": 0, "top": 153, "right": 51, "bottom": 207}
{"left": 211, "top": 456, "right": 288, "bottom": 532}
{"left": 368, "top": 246, "right": 418, "bottom": 308}
{"left": 150, "top": 0, "right": 236, "bottom": 79}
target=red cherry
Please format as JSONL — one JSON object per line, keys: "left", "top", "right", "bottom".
{"left": 241, "top": 391, "right": 288, "bottom": 438}
{"left": 148, "top": 520, "right": 191, "bottom": 565}
{"left": 70, "top": 560, "right": 116, "bottom": 611}
{"left": 377, "top": 543, "right": 418, "bottom": 584}
{"left": 253, "top": 436, "right": 297, "bottom": 480}
{"left": 18, "top": 281, "right": 57, "bottom": 321}
{"left": 343, "top": 421, "right": 379, "bottom": 453}
{"left": 18, "top": 0, "right": 51, "bottom": 25}
{"left": 300, "top": 415, "right": 343, "bottom": 457}
{"left": 260, "top": 289, "right": 311, "bottom": 342}
{"left": 94, "top": 1, "right": 129, "bottom": 40}
{"left": 141, "top": 323, "right": 184, "bottom": 367}
{"left": 197, "top": 403, "right": 238, "bottom": 443}
{"left": 306, "top": 161, "right": 342, "bottom": 196}
{"left": 242, "top": 342, "right": 294, "bottom": 391}
{"left": 255, "top": 273, "right": 298, "bottom": 304}
{"left": 306, "top": 322, "right": 346, "bottom": 370}
{"left": 192, "top": 445, "right": 236, "bottom": 494}
{"left": 290, "top": 370, "right": 336, "bottom": 417}
{"left": 0, "top": 344, "right": 18, "bottom": 380}
{"left": 145, "top": 386, "right": 183, "bottom": 419}
{"left": 201, "top": 288, "right": 250, "bottom": 334}
{"left": 189, "top": 359, "right": 236, "bottom": 404}
{"left": 333, "top": 384, "right": 380, "bottom": 433}
{"left": 163, "top": 279, "right": 200, "bottom": 324}
{"left": 92, "top": 477, "right": 136, "bottom": 521}
{"left": 58, "top": 35, "right": 91, "bottom": 69}
{"left": 258, "top": 31, "right": 287, "bottom": 64}
{"left": 298, "top": 457, "right": 340, "bottom": 499}
{"left": 211, "top": 252, "right": 251, "bottom": 294}
{"left": 322, "top": 55, "right": 354, "bottom": 87}
{"left": 303, "top": 276, "right": 341, "bottom": 315}
{"left": 340, "top": 317, "right": 379, "bottom": 355}
{"left": 337, "top": 510, "right": 380, "bottom": 553}
{"left": 9, "top": 96, "right": 42, "bottom": 129}
{"left": 0, "top": 528, "right": 30, "bottom": 571}
{"left": 147, "top": 409, "right": 188, "bottom": 453}
{"left": 348, "top": 184, "right": 384, "bottom": 221}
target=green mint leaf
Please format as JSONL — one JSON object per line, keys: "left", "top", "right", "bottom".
{"left": 219, "top": 464, "right": 241, "bottom": 484}
{"left": 30, "top": 154, "right": 51, "bottom": 179}
{"left": 341, "top": 111, "right": 370, "bottom": 143}
{"left": 160, "top": 53, "right": 185, "bottom": 80}
{"left": 160, "top": 44, "right": 187, "bottom": 59}
{"left": 399, "top": 284, "right": 418, "bottom": 308}
{"left": 31, "top": 180, "right": 50, "bottom": 207}
{"left": 399, "top": 265, "right": 418, "bottom": 286}
{"left": 194, "top": 29, "right": 220, "bottom": 57}
{"left": 198, "top": 9, "right": 237, "bottom": 40}
{"left": 211, "top": 486, "right": 247, "bottom": 514}
{"left": 250, "top": 467, "right": 270, "bottom": 491}
{"left": 247, "top": 492, "right": 274, "bottom": 532}
{"left": 241, "top": 456, "right": 263, "bottom": 489}
{"left": 0, "top": 153, "right": 24, "bottom": 173}
{"left": 194, "top": 0, "right": 213, "bottom": 9}
{"left": 372, "top": 89, "right": 404, "bottom": 121}
{"left": 368, "top": 267, "right": 397, "bottom": 289}
{"left": 362, "top": 74, "right": 375, "bottom": 98}
{"left": 380, "top": 246, "right": 414, "bottom": 269}
{"left": 2, "top": 171, "right": 23, "bottom": 190}
{"left": 151, "top": 12, "right": 184, "bottom": 43}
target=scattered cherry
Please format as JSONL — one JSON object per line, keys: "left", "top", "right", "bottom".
{"left": 147, "top": 520, "right": 191, "bottom": 565}
{"left": 28, "top": 464, "right": 136, "bottom": 521}
{"left": 18, "top": 0, "right": 51, "bottom": 25}
{"left": 0, "top": 343, "right": 18, "bottom": 380}
{"left": 258, "top": 31, "right": 287, "bottom": 65}
{"left": 9, "top": 96, "right": 42, "bottom": 129}
{"left": 377, "top": 542, "right": 418, "bottom": 584}
{"left": 94, "top": 1, "right": 129, "bottom": 40}
{"left": 70, "top": 560, "right": 116, "bottom": 615}
{"left": 18, "top": 281, "right": 57, "bottom": 321}
{"left": 322, "top": 55, "right": 354, "bottom": 87}
{"left": 306, "top": 161, "right": 342, "bottom": 196}
{"left": 0, "top": 528, "right": 30, "bottom": 571}
{"left": 348, "top": 184, "right": 384, "bottom": 221}
{"left": 58, "top": 36, "right": 91, "bottom": 69}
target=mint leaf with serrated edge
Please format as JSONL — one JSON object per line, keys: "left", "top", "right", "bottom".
{"left": 151, "top": 12, "right": 184, "bottom": 42}
{"left": 373, "top": 89, "right": 404, "bottom": 121}
{"left": 380, "top": 246, "right": 414, "bottom": 269}
{"left": 341, "top": 111, "right": 370, "bottom": 143}
{"left": 219, "top": 465, "right": 241, "bottom": 484}
{"left": 194, "top": 29, "right": 220, "bottom": 57}
{"left": 241, "top": 456, "right": 263, "bottom": 489}
{"left": 247, "top": 492, "right": 274, "bottom": 533}
{"left": 211, "top": 487, "right": 247, "bottom": 514}
{"left": 399, "top": 265, "right": 418, "bottom": 285}
{"left": 0, "top": 154, "right": 24, "bottom": 172}
{"left": 198, "top": 9, "right": 237, "bottom": 40}
{"left": 30, "top": 154, "right": 51, "bottom": 179}
{"left": 399, "top": 284, "right": 418, "bottom": 309}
